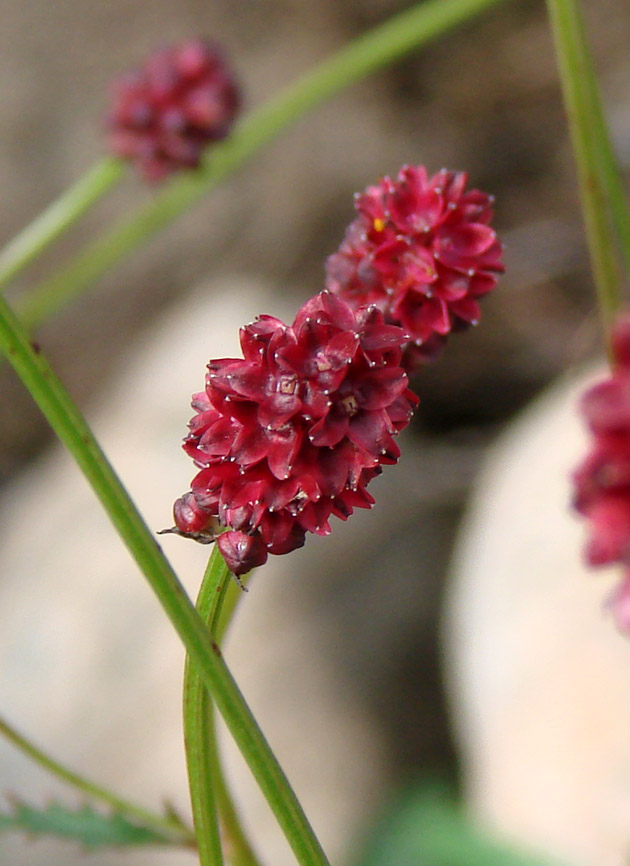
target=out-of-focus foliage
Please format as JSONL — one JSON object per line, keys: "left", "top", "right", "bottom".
{"left": 0, "top": 798, "right": 173, "bottom": 850}
{"left": 352, "top": 781, "right": 564, "bottom": 866}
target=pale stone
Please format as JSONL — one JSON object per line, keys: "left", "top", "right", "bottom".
{"left": 444, "top": 366, "right": 630, "bottom": 866}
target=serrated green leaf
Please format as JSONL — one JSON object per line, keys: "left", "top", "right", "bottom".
{"left": 352, "top": 781, "right": 569, "bottom": 866}
{"left": 0, "top": 798, "right": 173, "bottom": 849}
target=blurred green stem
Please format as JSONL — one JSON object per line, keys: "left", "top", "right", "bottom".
{"left": 0, "top": 158, "right": 125, "bottom": 292}
{"left": 184, "top": 548, "right": 260, "bottom": 866}
{"left": 546, "top": 0, "right": 627, "bottom": 344}
{"left": 0, "top": 714, "right": 195, "bottom": 846}
{"left": 19, "top": 0, "right": 510, "bottom": 329}
{"left": 581, "top": 43, "right": 630, "bottom": 278}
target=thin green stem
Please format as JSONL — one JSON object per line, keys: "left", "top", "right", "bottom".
{"left": 581, "top": 39, "right": 630, "bottom": 278}
{"left": 183, "top": 550, "right": 227, "bottom": 866}
{"left": 0, "top": 713, "right": 194, "bottom": 846}
{"left": 546, "top": 0, "right": 624, "bottom": 345}
{"left": 0, "top": 294, "right": 330, "bottom": 866}
{"left": 19, "top": 0, "right": 510, "bottom": 330}
{"left": 184, "top": 549, "right": 261, "bottom": 866}
{"left": 0, "top": 158, "right": 125, "bottom": 292}
{"left": 212, "top": 580, "right": 261, "bottom": 866}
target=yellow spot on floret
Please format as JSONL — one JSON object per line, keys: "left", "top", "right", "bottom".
{"left": 373, "top": 217, "right": 385, "bottom": 233}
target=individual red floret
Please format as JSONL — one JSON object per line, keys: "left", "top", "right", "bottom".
{"left": 572, "top": 315, "right": 630, "bottom": 631}
{"left": 217, "top": 531, "right": 268, "bottom": 575}
{"left": 171, "top": 291, "right": 418, "bottom": 575}
{"left": 325, "top": 165, "right": 503, "bottom": 369}
{"left": 108, "top": 38, "right": 240, "bottom": 180}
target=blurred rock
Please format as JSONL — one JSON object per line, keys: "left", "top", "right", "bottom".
{"left": 445, "top": 365, "right": 630, "bottom": 866}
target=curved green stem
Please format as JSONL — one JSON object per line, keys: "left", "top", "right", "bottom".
{"left": 19, "top": 0, "right": 510, "bottom": 330}
{"left": 0, "top": 713, "right": 194, "bottom": 846}
{"left": 184, "top": 548, "right": 261, "bottom": 866}
{"left": 0, "top": 293, "right": 330, "bottom": 866}
{"left": 546, "top": 0, "right": 625, "bottom": 345}
{"left": 0, "top": 158, "right": 125, "bottom": 292}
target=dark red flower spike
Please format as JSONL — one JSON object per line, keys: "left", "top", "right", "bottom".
{"left": 325, "top": 165, "right": 503, "bottom": 370}
{"left": 108, "top": 39, "right": 240, "bottom": 181}
{"left": 171, "top": 291, "right": 418, "bottom": 575}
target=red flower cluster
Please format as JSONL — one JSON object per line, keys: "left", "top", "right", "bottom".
{"left": 573, "top": 317, "right": 630, "bottom": 631}
{"left": 108, "top": 39, "right": 240, "bottom": 180}
{"left": 325, "top": 165, "right": 503, "bottom": 369}
{"left": 172, "top": 291, "right": 418, "bottom": 575}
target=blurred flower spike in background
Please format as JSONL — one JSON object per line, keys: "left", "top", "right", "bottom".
{"left": 172, "top": 290, "right": 418, "bottom": 575}
{"left": 326, "top": 165, "right": 504, "bottom": 370}
{"left": 108, "top": 38, "right": 240, "bottom": 181}
{"left": 573, "top": 316, "right": 630, "bottom": 631}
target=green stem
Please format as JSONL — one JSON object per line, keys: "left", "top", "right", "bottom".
{"left": 19, "top": 0, "right": 510, "bottom": 329}
{"left": 581, "top": 40, "right": 630, "bottom": 278}
{"left": 212, "top": 578, "right": 262, "bottom": 866}
{"left": 0, "top": 158, "right": 125, "bottom": 292}
{"left": 0, "top": 713, "right": 194, "bottom": 846}
{"left": 213, "top": 582, "right": 261, "bottom": 866}
{"left": 546, "top": 0, "right": 624, "bottom": 344}
{"left": 0, "top": 294, "right": 330, "bottom": 866}
{"left": 183, "top": 551, "right": 227, "bottom": 866}
{"left": 184, "top": 549, "right": 261, "bottom": 866}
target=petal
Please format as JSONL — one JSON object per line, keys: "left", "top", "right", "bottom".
{"left": 439, "top": 169, "right": 467, "bottom": 201}
{"left": 319, "top": 290, "right": 357, "bottom": 331}
{"left": 434, "top": 223, "right": 496, "bottom": 266}
{"left": 198, "top": 415, "right": 239, "bottom": 458}
{"left": 353, "top": 367, "right": 408, "bottom": 410}
{"left": 213, "top": 363, "right": 269, "bottom": 400}
{"left": 449, "top": 296, "right": 481, "bottom": 325}
{"left": 355, "top": 181, "right": 390, "bottom": 223}
{"left": 347, "top": 409, "right": 393, "bottom": 456}
{"left": 191, "top": 390, "right": 213, "bottom": 412}
{"left": 264, "top": 477, "right": 301, "bottom": 511}
{"left": 297, "top": 501, "right": 332, "bottom": 535}
{"left": 302, "top": 380, "right": 332, "bottom": 419}
{"left": 309, "top": 409, "right": 349, "bottom": 448}
{"left": 581, "top": 377, "right": 630, "bottom": 434}
{"left": 266, "top": 425, "right": 301, "bottom": 480}
{"left": 241, "top": 315, "right": 285, "bottom": 349}
{"left": 266, "top": 524, "right": 306, "bottom": 555}
{"left": 258, "top": 390, "right": 302, "bottom": 429}
{"left": 394, "top": 293, "right": 450, "bottom": 340}
{"left": 387, "top": 390, "right": 419, "bottom": 428}
{"left": 371, "top": 238, "right": 410, "bottom": 281}
{"left": 232, "top": 424, "right": 269, "bottom": 467}
{"left": 435, "top": 270, "right": 470, "bottom": 301}
{"left": 584, "top": 497, "right": 630, "bottom": 566}
{"left": 314, "top": 447, "right": 350, "bottom": 497}
{"left": 388, "top": 165, "right": 443, "bottom": 232}
{"left": 319, "top": 330, "right": 359, "bottom": 370}
{"left": 612, "top": 317, "right": 630, "bottom": 370}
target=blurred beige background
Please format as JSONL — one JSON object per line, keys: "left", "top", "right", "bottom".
{"left": 0, "top": 0, "right": 629, "bottom": 864}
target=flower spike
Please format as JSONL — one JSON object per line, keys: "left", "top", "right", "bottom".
{"left": 573, "top": 315, "right": 630, "bottom": 631}
{"left": 172, "top": 291, "right": 418, "bottom": 575}
{"left": 108, "top": 38, "right": 240, "bottom": 181}
{"left": 325, "top": 165, "right": 503, "bottom": 369}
